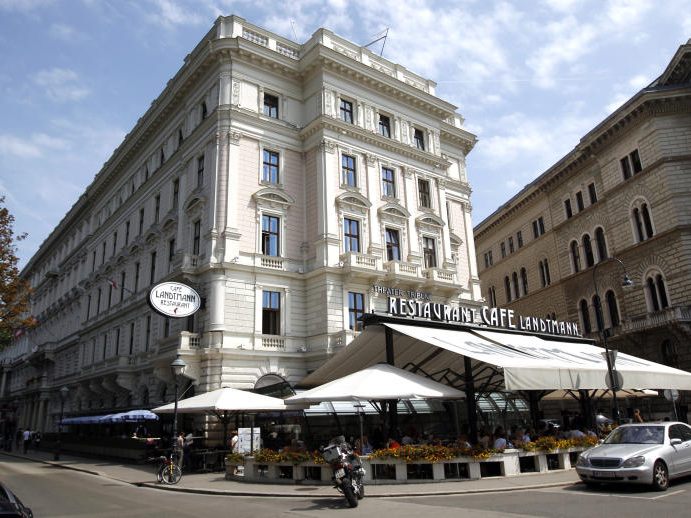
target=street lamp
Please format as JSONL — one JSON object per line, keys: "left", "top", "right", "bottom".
{"left": 54, "top": 386, "right": 69, "bottom": 461}
{"left": 592, "top": 257, "right": 633, "bottom": 423}
{"left": 170, "top": 354, "right": 187, "bottom": 456}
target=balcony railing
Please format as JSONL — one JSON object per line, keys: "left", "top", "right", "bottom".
{"left": 384, "top": 260, "right": 420, "bottom": 279}
{"left": 260, "top": 336, "right": 285, "bottom": 349}
{"left": 619, "top": 306, "right": 691, "bottom": 334}
{"left": 340, "top": 252, "right": 379, "bottom": 270}
{"left": 424, "top": 267, "right": 456, "bottom": 284}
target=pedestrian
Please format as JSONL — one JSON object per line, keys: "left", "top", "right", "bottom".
{"left": 175, "top": 432, "right": 185, "bottom": 469}
{"left": 23, "top": 429, "right": 31, "bottom": 454}
{"left": 33, "top": 431, "right": 42, "bottom": 450}
{"left": 633, "top": 408, "right": 644, "bottom": 423}
{"left": 230, "top": 430, "right": 239, "bottom": 453}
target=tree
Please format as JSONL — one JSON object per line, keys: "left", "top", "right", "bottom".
{"left": 0, "top": 196, "right": 34, "bottom": 349}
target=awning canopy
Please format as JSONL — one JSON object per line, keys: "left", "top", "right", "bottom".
{"left": 300, "top": 322, "right": 691, "bottom": 392}
{"left": 61, "top": 409, "right": 159, "bottom": 425}
{"left": 286, "top": 363, "right": 465, "bottom": 404}
{"left": 541, "top": 388, "right": 659, "bottom": 401}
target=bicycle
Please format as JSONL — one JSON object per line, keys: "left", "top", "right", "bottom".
{"left": 149, "top": 451, "right": 182, "bottom": 485}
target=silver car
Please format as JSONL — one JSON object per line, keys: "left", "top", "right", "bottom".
{"left": 576, "top": 422, "right": 691, "bottom": 490}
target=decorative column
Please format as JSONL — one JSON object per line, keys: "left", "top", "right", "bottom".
{"left": 437, "top": 179, "right": 454, "bottom": 268}
{"left": 365, "top": 154, "right": 382, "bottom": 256}
{"left": 461, "top": 201, "right": 482, "bottom": 300}
{"left": 223, "top": 131, "right": 242, "bottom": 262}
{"left": 402, "top": 168, "right": 420, "bottom": 262}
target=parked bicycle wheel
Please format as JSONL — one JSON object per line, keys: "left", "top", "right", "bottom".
{"left": 161, "top": 463, "right": 182, "bottom": 485}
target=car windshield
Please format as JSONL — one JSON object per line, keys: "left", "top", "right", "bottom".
{"left": 604, "top": 426, "right": 664, "bottom": 445}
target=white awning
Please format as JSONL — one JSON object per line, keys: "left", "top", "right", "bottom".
{"left": 299, "top": 322, "right": 691, "bottom": 392}
{"left": 152, "top": 387, "right": 306, "bottom": 414}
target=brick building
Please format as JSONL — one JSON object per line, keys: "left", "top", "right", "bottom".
{"left": 474, "top": 40, "right": 691, "bottom": 420}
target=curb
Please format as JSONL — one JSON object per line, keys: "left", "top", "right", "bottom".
{"left": 3, "top": 452, "right": 579, "bottom": 498}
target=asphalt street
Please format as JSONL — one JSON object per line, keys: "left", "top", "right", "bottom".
{"left": 2, "top": 455, "right": 691, "bottom": 517}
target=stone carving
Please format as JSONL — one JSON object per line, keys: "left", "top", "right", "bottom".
{"left": 231, "top": 80, "right": 240, "bottom": 106}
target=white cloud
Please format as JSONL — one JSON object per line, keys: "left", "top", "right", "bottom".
{"left": 143, "top": 0, "right": 207, "bottom": 28}
{"left": 0, "top": 134, "right": 42, "bottom": 158}
{"left": 33, "top": 67, "right": 90, "bottom": 102}
{"left": 628, "top": 74, "right": 649, "bottom": 89}
{"left": 49, "top": 23, "right": 76, "bottom": 41}
{"left": 0, "top": 0, "right": 53, "bottom": 12}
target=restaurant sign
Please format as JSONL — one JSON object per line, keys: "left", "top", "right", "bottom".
{"left": 374, "top": 285, "right": 581, "bottom": 337}
{"left": 149, "top": 282, "right": 201, "bottom": 318}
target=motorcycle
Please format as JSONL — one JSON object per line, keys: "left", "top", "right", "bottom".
{"left": 321, "top": 436, "right": 365, "bottom": 508}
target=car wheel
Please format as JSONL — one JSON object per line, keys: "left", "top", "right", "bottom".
{"left": 652, "top": 460, "right": 669, "bottom": 491}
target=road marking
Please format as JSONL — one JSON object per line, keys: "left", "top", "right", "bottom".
{"left": 532, "top": 488, "right": 685, "bottom": 500}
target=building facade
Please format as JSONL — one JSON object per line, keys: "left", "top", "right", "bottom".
{"left": 0, "top": 16, "right": 479, "bottom": 434}
{"left": 474, "top": 41, "right": 691, "bottom": 419}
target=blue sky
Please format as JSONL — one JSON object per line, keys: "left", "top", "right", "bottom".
{"left": 1, "top": 0, "right": 689, "bottom": 268}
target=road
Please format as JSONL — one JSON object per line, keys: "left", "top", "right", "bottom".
{"left": 2, "top": 456, "right": 691, "bottom": 517}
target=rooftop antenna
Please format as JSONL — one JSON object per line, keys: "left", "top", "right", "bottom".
{"left": 290, "top": 19, "right": 298, "bottom": 41}
{"left": 364, "top": 28, "right": 389, "bottom": 57}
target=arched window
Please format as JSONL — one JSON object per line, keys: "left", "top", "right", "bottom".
{"left": 631, "top": 199, "right": 655, "bottom": 242}
{"left": 644, "top": 271, "right": 669, "bottom": 312}
{"left": 504, "top": 276, "right": 512, "bottom": 303}
{"left": 570, "top": 240, "right": 581, "bottom": 273}
{"left": 512, "top": 271, "right": 520, "bottom": 299}
{"left": 582, "top": 234, "right": 594, "bottom": 268}
{"left": 595, "top": 227, "right": 608, "bottom": 262}
{"left": 520, "top": 268, "right": 528, "bottom": 296}
{"left": 605, "top": 290, "right": 620, "bottom": 328}
{"left": 579, "top": 299, "right": 591, "bottom": 333}
{"left": 592, "top": 294, "right": 604, "bottom": 331}
{"left": 539, "top": 260, "right": 546, "bottom": 287}
{"left": 488, "top": 286, "right": 497, "bottom": 307}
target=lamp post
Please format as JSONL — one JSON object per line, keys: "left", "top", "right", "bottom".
{"left": 592, "top": 257, "right": 633, "bottom": 423}
{"left": 170, "top": 354, "right": 187, "bottom": 456}
{"left": 54, "top": 386, "right": 69, "bottom": 461}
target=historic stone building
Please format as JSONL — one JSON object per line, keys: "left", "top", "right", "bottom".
{"left": 474, "top": 40, "right": 691, "bottom": 419}
{"left": 0, "top": 16, "right": 479, "bottom": 433}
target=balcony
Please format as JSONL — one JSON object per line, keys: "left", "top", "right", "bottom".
{"left": 254, "top": 254, "right": 285, "bottom": 271}
{"left": 339, "top": 252, "right": 380, "bottom": 281}
{"left": 383, "top": 260, "right": 422, "bottom": 284}
{"left": 181, "top": 254, "right": 200, "bottom": 272}
{"left": 618, "top": 306, "right": 691, "bottom": 336}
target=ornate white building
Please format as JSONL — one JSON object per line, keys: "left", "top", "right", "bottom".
{"left": 0, "top": 16, "right": 479, "bottom": 434}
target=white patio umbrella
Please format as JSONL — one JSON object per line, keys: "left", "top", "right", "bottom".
{"left": 286, "top": 363, "right": 465, "bottom": 403}
{"left": 153, "top": 387, "right": 306, "bottom": 448}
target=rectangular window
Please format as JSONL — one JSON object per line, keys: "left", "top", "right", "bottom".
{"left": 134, "top": 262, "right": 140, "bottom": 292}
{"left": 508, "top": 236, "right": 514, "bottom": 254}
{"left": 96, "top": 288, "right": 102, "bottom": 314}
{"left": 154, "top": 194, "right": 161, "bottom": 223}
{"left": 164, "top": 317, "right": 170, "bottom": 338}
{"left": 172, "top": 178, "right": 179, "bottom": 208}
{"left": 340, "top": 99, "right": 354, "bottom": 124}
{"left": 101, "top": 241, "right": 106, "bottom": 264}
{"left": 343, "top": 218, "right": 360, "bottom": 253}
{"left": 139, "top": 208, "right": 145, "bottom": 235}
{"left": 381, "top": 167, "right": 396, "bottom": 197}
{"left": 342, "top": 154, "right": 357, "bottom": 187}
{"left": 125, "top": 221, "right": 130, "bottom": 245}
{"left": 413, "top": 128, "right": 425, "bottom": 150}
{"left": 564, "top": 199, "right": 573, "bottom": 219}
{"left": 263, "top": 93, "right": 279, "bottom": 118}
{"left": 129, "top": 322, "right": 135, "bottom": 355}
{"left": 423, "top": 237, "right": 437, "bottom": 268}
{"left": 91, "top": 250, "right": 96, "bottom": 272}
{"left": 588, "top": 182, "right": 597, "bottom": 204}
{"left": 149, "top": 252, "right": 156, "bottom": 284}
{"left": 261, "top": 215, "right": 280, "bottom": 256}
{"left": 418, "top": 179, "right": 431, "bottom": 208}
{"left": 262, "top": 290, "right": 281, "bottom": 335}
{"left": 145, "top": 315, "right": 151, "bottom": 351}
{"left": 197, "top": 155, "right": 204, "bottom": 187}
{"left": 114, "top": 328, "right": 120, "bottom": 356}
{"left": 86, "top": 295, "right": 92, "bottom": 319}
{"left": 500, "top": 242, "right": 506, "bottom": 258}
{"left": 532, "top": 217, "right": 545, "bottom": 238}
{"left": 385, "top": 228, "right": 401, "bottom": 261}
{"left": 630, "top": 149, "right": 642, "bottom": 174}
{"left": 112, "top": 232, "right": 117, "bottom": 256}
{"left": 168, "top": 238, "right": 176, "bottom": 264}
{"left": 348, "top": 292, "right": 365, "bottom": 331}
{"left": 120, "top": 271, "right": 126, "bottom": 301}
{"left": 517, "top": 231, "right": 523, "bottom": 248}
{"left": 262, "top": 149, "right": 280, "bottom": 183}
{"left": 620, "top": 156, "right": 632, "bottom": 180}
{"left": 378, "top": 114, "right": 391, "bottom": 138}
{"left": 484, "top": 251, "right": 493, "bottom": 268}
{"left": 193, "top": 220, "right": 201, "bottom": 256}
{"left": 576, "top": 191, "right": 584, "bottom": 212}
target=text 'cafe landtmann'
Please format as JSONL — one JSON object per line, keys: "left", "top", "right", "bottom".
{"left": 372, "top": 284, "right": 581, "bottom": 338}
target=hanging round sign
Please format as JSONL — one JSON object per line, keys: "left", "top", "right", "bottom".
{"left": 149, "top": 282, "right": 201, "bottom": 318}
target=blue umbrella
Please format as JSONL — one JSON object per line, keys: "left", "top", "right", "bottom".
{"left": 110, "top": 409, "right": 159, "bottom": 422}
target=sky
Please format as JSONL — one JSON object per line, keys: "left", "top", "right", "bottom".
{"left": 1, "top": 0, "right": 689, "bottom": 268}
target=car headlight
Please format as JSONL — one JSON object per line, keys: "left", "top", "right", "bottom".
{"left": 576, "top": 455, "right": 590, "bottom": 467}
{"left": 622, "top": 456, "right": 645, "bottom": 468}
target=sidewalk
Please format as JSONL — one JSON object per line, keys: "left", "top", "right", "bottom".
{"left": 1, "top": 449, "right": 580, "bottom": 498}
